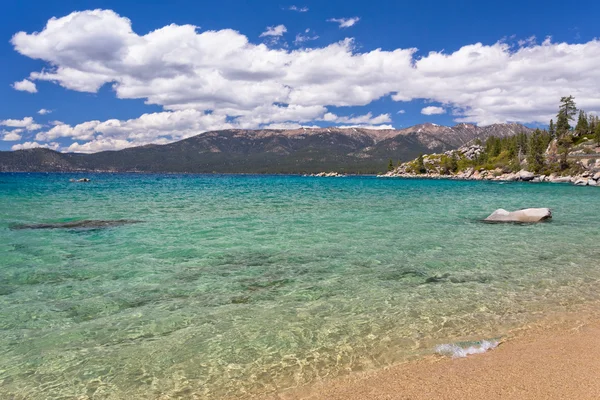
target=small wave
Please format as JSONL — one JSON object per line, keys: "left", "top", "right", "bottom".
{"left": 435, "top": 340, "right": 499, "bottom": 358}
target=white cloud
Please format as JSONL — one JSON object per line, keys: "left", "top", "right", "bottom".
{"left": 38, "top": 108, "right": 52, "bottom": 115}
{"left": 1, "top": 129, "right": 23, "bottom": 141}
{"left": 34, "top": 109, "right": 234, "bottom": 151}
{"left": 335, "top": 124, "right": 395, "bottom": 130}
{"left": 397, "top": 110, "right": 406, "bottom": 114}
{"left": 8, "top": 8, "right": 600, "bottom": 151}
{"left": 0, "top": 116, "right": 42, "bottom": 131}
{"left": 11, "top": 141, "right": 60, "bottom": 151}
{"left": 421, "top": 106, "right": 446, "bottom": 115}
{"left": 321, "top": 112, "right": 391, "bottom": 124}
{"left": 294, "top": 29, "right": 319, "bottom": 45}
{"left": 66, "top": 138, "right": 136, "bottom": 153}
{"left": 327, "top": 17, "right": 360, "bottom": 28}
{"left": 289, "top": 5, "right": 308, "bottom": 12}
{"left": 260, "top": 24, "right": 287, "bottom": 37}
{"left": 12, "top": 79, "right": 37, "bottom": 93}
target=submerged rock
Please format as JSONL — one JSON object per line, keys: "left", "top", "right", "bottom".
{"left": 10, "top": 219, "right": 143, "bottom": 230}
{"left": 484, "top": 208, "right": 552, "bottom": 223}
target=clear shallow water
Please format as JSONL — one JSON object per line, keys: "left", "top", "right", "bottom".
{"left": 1, "top": 173, "right": 600, "bottom": 399}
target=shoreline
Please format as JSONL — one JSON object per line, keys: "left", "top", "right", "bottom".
{"left": 378, "top": 169, "right": 600, "bottom": 186}
{"left": 264, "top": 306, "right": 600, "bottom": 400}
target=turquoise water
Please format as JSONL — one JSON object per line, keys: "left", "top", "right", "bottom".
{"left": 1, "top": 173, "right": 600, "bottom": 399}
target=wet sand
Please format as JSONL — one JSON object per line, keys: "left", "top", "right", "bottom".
{"left": 266, "top": 311, "right": 600, "bottom": 400}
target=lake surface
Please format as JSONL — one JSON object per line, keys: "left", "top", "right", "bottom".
{"left": 1, "top": 173, "right": 600, "bottom": 399}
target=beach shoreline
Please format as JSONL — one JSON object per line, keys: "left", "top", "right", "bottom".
{"left": 263, "top": 306, "right": 600, "bottom": 400}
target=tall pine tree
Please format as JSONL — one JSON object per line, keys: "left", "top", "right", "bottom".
{"left": 526, "top": 129, "right": 546, "bottom": 173}
{"left": 548, "top": 119, "right": 555, "bottom": 139}
{"left": 556, "top": 96, "right": 577, "bottom": 170}
{"left": 556, "top": 95, "right": 577, "bottom": 138}
{"left": 575, "top": 110, "right": 589, "bottom": 137}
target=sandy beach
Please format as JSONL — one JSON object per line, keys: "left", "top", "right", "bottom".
{"left": 267, "top": 309, "right": 600, "bottom": 400}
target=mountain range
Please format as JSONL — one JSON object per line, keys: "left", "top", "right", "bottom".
{"left": 0, "top": 123, "right": 534, "bottom": 174}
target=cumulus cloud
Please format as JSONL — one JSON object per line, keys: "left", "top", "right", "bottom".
{"left": 12, "top": 79, "right": 37, "bottom": 93}
{"left": 288, "top": 5, "right": 308, "bottom": 12}
{"left": 421, "top": 106, "right": 446, "bottom": 115}
{"left": 11, "top": 141, "right": 60, "bottom": 151}
{"left": 38, "top": 108, "right": 52, "bottom": 115}
{"left": 1, "top": 129, "right": 23, "bottom": 141}
{"left": 34, "top": 109, "right": 235, "bottom": 152}
{"left": 260, "top": 24, "right": 287, "bottom": 37}
{"left": 8, "top": 9, "right": 600, "bottom": 150}
{"left": 397, "top": 110, "right": 406, "bottom": 114}
{"left": 327, "top": 17, "right": 360, "bottom": 28}
{"left": 0, "top": 116, "right": 42, "bottom": 131}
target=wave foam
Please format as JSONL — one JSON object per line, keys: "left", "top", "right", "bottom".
{"left": 435, "top": 340, "right": 499, "bottom": 358}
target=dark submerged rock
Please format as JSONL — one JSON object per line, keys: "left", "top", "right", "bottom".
{"left": 10, "top": 219, "right": 143, "bottom": 230}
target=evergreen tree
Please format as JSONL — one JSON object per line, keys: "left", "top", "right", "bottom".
{"left": 416, "top": 154, "right": 426, "bottom": 174}
{"left": 387, "top": 159, "right": 394, "bottom": 171}
{"left": 575, "top": 110, "right": 589, "bottom": 137}
{"left": 526, "top": 129, "right": 547, "bottom": 173}
{"left": 556, "top": 95, "right": 577, "bottom": 138}
{"left": 548, "top": 119, "right": 555, "bottom": 139}
{"left": 556, "top": 96, "right": 577, "bottom": 170}
{"left": 595, "top": 122, "right": 600, "bottom": 146}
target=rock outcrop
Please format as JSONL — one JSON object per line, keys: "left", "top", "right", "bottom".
{"left": 380, "top": 141, "right": 600, "bottom": 187}
{"left": 484, "top": 208, "right": 552, "bottom": 223}
{"left": 308, "top": 172, "right": 346, "bottom": 177}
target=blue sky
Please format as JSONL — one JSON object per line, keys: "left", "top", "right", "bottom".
{"left": 1, "top": 0, "right": 600, "bottom": 152}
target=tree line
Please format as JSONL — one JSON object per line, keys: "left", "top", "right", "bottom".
{"left": 397, "top": 96, "right": 600, "bottom": 175}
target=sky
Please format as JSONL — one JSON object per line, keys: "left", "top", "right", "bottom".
{"left": 1, "top": 0, "right": 600, "bottom": 152}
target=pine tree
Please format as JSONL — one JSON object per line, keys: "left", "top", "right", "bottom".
{"left": 387, "top": 159, "right": 394, "bottom": 171}
{"left": 548, "top": 119, "right": 555, "bottom": 139}
{"left": 526, "top": 129, "right": 546, "bottom": 173}
{"left": 595, "top": 122, "right": 600, "bottom": 146}
{"left": 575, "top": 110, "right": 589, "bottom": 137}
{"left": 556, "top": 96, "right": 577, "bottom": 170}
{"left": 556, "top": 95, "right": 577, "bottom": 138}
{"left": 416, "top": 154, "right": 426, "bottom": 174}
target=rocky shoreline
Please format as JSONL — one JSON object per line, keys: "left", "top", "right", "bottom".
{"left": 378, "top": 142, "right": 600, "bottom": 186}
{"left": 378, "top": 167, "right": 600, "bottom": 186}
{"left": 304, "top": 172, "right": 347, "bottom": 177}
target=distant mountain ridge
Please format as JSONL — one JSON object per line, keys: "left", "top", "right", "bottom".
{"left": 0, "top": 123, "right": 534, "bottom": 174}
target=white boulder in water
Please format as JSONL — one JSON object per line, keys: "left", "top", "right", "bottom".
{"left": 484, "top": 208, "right": 552, "bottom": 223}
{"left": 518, "top": 169, "right": 535, "bottom": 181}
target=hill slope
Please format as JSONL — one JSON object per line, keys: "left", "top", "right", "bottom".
{"left": 0, "top": 124, "right": 534, "bottom": 174}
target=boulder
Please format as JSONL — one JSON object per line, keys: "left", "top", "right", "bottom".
{"left": 593, "top": 171, "right": 600, "bottom": 181}
{"left": 588, "top": 179, "right": 598, "bottom": 187}
{"left": 484, "top": 208, "right": 552, "bottom": 223}
{"left": 503, "top": 173, "right": 518, "bottom": 182}
{"left": 574, "top": 178, "right": 588, "bottom": 186}
{"left": 518, "top": 170, "right": 535, "bottom": 181}
{"left": 549, "top": 176, "right": 572, "bottom": 183}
